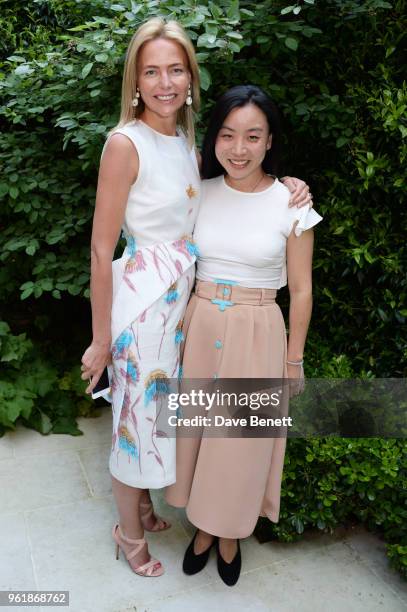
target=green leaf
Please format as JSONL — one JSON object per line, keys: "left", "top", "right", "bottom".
{"left": 209, "top": 2, "right": 223, "bottom": 17}
{"left": 20, "top": 281, "right": 34, "bottom": 291}
{"left": 285, "top": 37, "right": 298, "bottom": 51}
{"left": 26, "top": 244, "right": 37, "bottom": 256}
{"left": 226, "top": 31, "right": 243, "bottom": 40}
{"left": 40, "top": 279, "right": 53, "bottom": 291}
{"left": 197, "top": 33, "right": 217, "bottom": 46}
{"left": 81, "top": 63, "right": 93, "bottom": 79}
{"left": 226, "top": 0, "right": 240, "bottom": 21}
{"left": 7, "top": 55, "right": 26, "bottom": 62}
{"left": 95, "top": 53, "right": 108, "bottom": 63}
{"left": 0, "top": 322, "right": 10, "bottom": 336}
{"left": 336, "top": 136, "right": 348, "bottom": 148}
{"left": 21, "top": 288, "right": 33, "bottom": 300}
{"left": 199, "top": 66, "right": 211, "bottom": 91}
{"left": 15, "top": 64, "right": 34, "bottom": 76}
{"left": 67, "top": 24, "right": 94, "bottom": 31}
{"left": 25, "top": 409, "right": 53, "bottom": 434}
{"left": 13, "top": 396, "right": 35, "bottom": 421}
{"left": 228, "top": 41, "right": 241, "bottom": 53}
{"left": 52, "top": 417, "right": 82, "bottom": 435}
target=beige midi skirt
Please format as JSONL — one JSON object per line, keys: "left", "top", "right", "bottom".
{"left": 165, "top": 280, "right": 288, "bottom": 539}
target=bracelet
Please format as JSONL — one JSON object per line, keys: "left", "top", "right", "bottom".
{"left": 286, "top": 359, "right": 304, "bottom": 366}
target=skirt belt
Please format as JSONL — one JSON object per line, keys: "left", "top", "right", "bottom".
{"left": 194, "top": 280, "right": 277, "bottom": 306}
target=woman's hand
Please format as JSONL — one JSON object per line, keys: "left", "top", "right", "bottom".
{"left": 81, "top": 341, "right": 111, "bottom": 394}
{"left": 287, "top": 362, "right": 305, "bottom": 398}
{"left": 281, "top": 176, "right": 313, "bottom": 209}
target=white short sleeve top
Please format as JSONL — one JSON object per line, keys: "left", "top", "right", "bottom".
{"left": 193, "top": 175, "right": 322, "bottom": 289}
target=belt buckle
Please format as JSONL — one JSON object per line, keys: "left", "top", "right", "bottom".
{"left": 214, "top": 279, "right": 236, "bottom": 299}
{"left": 211, "top": 279, "right": 236, "bottom": 312}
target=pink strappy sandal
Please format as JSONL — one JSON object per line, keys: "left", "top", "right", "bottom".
{"left": 112, "top": 523, "right": 164, "bottom": 577}
{"left": 140, "top": 501, "right": 171, "bottom": 532}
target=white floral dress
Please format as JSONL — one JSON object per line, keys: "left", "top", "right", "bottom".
{"left": 103, "top": 120, "right": 200, "bottom": 488}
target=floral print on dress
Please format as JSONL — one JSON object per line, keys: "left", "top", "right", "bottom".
{"left": 175, "top": 319, "right": 184, "bottom": 344}
{"left": 173, "top": 235, "right": 200, "bottom": 261}
{"left": 165, "top": 282, "right": 179, "bottom": 304}
{"left": 112, "top": 329, "right": 132, "bottom": 360}
{"left": 144, "top": 369, "right": 170, "bottom": 406}
{"left": 124, "top": 233, "right": 137, "bottom": 257}
{"left": 109, "top": 235, "right": 197, "bottom": 487}
{"left": 118, "top": 425, "right": 138, "bottom": 460}
{"left": 122, "top": 232, "right": 147, "bottom": 273}
{"left": 126, "top": 249, "right": 147, "bottom": 273}
{"left": 120, "top": 350, "right": 140, "bottom": 386}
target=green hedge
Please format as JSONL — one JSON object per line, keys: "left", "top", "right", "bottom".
{"left": 0, "top": 0, "right": 405, "bottom": 578}
{"left": 255, "top": 437, "right": 407, "bottom": 579}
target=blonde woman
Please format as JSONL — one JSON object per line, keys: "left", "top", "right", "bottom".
{"left": 81, "top": 18, "right": 312, "bottom": 578}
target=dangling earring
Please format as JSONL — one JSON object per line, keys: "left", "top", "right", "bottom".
{"left": 186, "top": 85, "right": 192, "bottom": 106}
{"left": 132, "top": 88, "right": 140, "bottom": 107}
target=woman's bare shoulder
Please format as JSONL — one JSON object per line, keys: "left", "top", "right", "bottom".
{"left": 105, "top": 132, "right": 138, "bottom": 155}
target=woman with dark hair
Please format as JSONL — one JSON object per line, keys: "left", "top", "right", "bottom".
{"left": 201, "top": 84, "right": 282, "bottom": 177}
{"left": 166, "top": 84, "right": 322, "bottom": 585}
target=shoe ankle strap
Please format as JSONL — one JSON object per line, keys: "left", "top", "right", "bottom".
{"left": 140, "top": 504, "right": 153, "bottom": 518}
{"left": 113, "top": 523, "right": 145, "bottom": 546}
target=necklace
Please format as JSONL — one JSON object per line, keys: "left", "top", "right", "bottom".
{"left": 250, "top": 172, "right": 266, "bottom": 192}
{"left": 225, "top": 171, "right": 266, "bottom": 193}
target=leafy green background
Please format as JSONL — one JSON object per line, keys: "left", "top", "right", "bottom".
{"left": 0, "top": 0, "right": 405, "bottom": 577}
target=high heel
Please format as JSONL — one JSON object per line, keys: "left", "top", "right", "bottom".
{"left": 216, "top": 538, "right": 241, "bottom": 586}
{"left": 112, "top": 523, "right": 164, "bottom": 577}
{"left": 140, "top": 500, "right": 171, "bottom": 532}
{"left": 183, "top": 530, "right": 216, "bottom": 575}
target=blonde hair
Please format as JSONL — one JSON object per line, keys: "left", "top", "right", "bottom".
{"left": 110, "top": 17, "right": 200, "bottom": 148}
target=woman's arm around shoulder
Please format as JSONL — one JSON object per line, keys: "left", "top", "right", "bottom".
{"left": 280, "top": 175, "right": 313, "bottom": 209}
{"left": 81, "top": 134, "right": 139, "bottom": 393}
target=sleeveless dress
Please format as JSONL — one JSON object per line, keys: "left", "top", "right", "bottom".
{"left": 166, "top": 176, "right": 322, "bottom": 537}
{"left": 104, "top": 119, "right": 200, "bottom": 488}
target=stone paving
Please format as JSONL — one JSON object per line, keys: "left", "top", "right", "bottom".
{"left": 1, "top": 410, "right": 406, "bottom": 612}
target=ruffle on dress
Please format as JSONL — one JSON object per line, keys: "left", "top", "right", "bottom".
{"left": 111, "top": 235, "right": 198, "bottom": 343}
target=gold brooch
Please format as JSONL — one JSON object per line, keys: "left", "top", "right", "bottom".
{"left": 186, "top": 184, "right": 197, "bottom": 199}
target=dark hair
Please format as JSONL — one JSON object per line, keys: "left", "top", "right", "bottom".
{"left": 201, "top": 84, "right": 282, "bottom": 179}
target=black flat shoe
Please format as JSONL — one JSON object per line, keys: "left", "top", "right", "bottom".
{"left": 216, "top": 538, "right": 241, "bottom": 586}
{"left": 183, "top": 530, "right": 216, "bottom": 575}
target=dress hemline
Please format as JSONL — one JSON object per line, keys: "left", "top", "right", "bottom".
{"left": 109, "top": 464, "right": 176, "bottom": 489}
